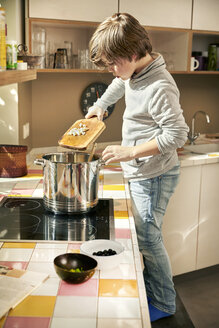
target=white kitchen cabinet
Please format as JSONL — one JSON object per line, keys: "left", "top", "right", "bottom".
{"left": 26, "top": 1, "right": 219, "bottom": 75}
{"left": 192, "top": 0, "right": 219, "bottom": 32}
{"left": 196, "top": 163, "right": 219, "bottom": 269}
{"left": 28, "top": 0, "right": 118, "bottom": 22}
{"left": 119, "top": 0, "right": 192, "bottom": 29}
{"left": 163, "top": 166, "right": 201, "bottom": 276}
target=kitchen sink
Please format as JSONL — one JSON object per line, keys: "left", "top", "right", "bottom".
{"left": 184, "top": 143, "right": 219, "bottom": 154}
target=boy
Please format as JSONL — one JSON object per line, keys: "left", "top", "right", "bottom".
{"left": 85, "top": 13, "right": 189, "bottom": 322}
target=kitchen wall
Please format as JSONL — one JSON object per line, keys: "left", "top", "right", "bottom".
{"left": 174, "top": 74, "right": 219, "bottom": 134}
{"left": 28, "top": 73, "right": 125, "bottom": 148}
{"left": 0, "top": 84, "right": 19, "bottom": 144}
{"left": 0, "top": 0, "right": 25, "bottom": 146}
{"left": 20, "top": 73, "right": 219, "bottom": 149}
{"left": 1, "top": 0, "right": 24, "bottom": 43}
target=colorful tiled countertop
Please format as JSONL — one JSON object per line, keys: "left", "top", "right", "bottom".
{"left": 0, "top": 146, "right": 150, "bottom": 328}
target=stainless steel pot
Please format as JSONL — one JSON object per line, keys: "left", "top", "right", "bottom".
{"left": 34, "top": 152, "right": 101, "bottom": 214}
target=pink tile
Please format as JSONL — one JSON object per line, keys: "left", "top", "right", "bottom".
{"left": 103, "top": 166, "right": 122, "bottom": 172}
{"left": 0, "top": 261, "right": 28, "bottom": 270}
{"left": 115, "top": 228, "right": 131, "bottom": 239}
{"left": 67, "top": 243, "right": 82, "bottom": 250}
{"left": 28, "top": 169, "right": 43, "bottom": 174}
{"left": 58, "top": 278, "right": 98, "bottom": 296}
{"left": 4, "top": 317, "right": 51, "bottom": 328}
{"left": 10, "top": 189, "right": 34, "bottom": 196}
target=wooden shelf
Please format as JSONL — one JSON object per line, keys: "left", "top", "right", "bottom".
{"left": 37, "top": 68, "right": 109, "bottom": 73}
{"left": 171, "top": 70, "right": 219, "bottom": 74}
{"left": 0, "top": 70, "right": 37, "bottom": 87}
{"left": 37, "top": 69, "right": 219, "bottom": 75}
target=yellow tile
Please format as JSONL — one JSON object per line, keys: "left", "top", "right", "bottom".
{"left": 21, "top": 174, "right": 43, "bottom": 179}
{"left": 113, "top": 199, "right": 128, "bottom": 211}
{"left": 69, "top": 249, "right": 80, "bottom": 253}
{"left": 114, "top": 210, "right": 129, "bottom": 219}
{"left": 99, "top": 174, "right": 104, "bottom": 181}
{"left": 9, "top": 296, "right": 56, "bottom": 317}
{"left": 103, "top": 185, "right": 125, "bottom": 191}
{"left": 99, "top": 279, "right": 138, "bottom": 297}
{"left": 0, "top": 316, "right": 6, "bottom": 328}
{"left": 7, "top": 194, "right": 32, "bottom": 197}
{"left": 2, "top": 242, "right": 36, "bottom": 249}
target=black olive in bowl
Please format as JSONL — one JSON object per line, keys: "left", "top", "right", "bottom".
{"left": 54, "top": 253, "right": 97, "bottom": 284}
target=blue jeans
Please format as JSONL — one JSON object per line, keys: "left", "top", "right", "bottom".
{"left": 128, "top": 164, "right": 180, "bottom": 314}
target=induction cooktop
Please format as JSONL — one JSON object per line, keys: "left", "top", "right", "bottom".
{"left": 0, "top": 197, "right": 114, "bottom": 242}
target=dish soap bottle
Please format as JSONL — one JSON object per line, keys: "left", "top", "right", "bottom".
{"left": 0, "top": 5, "right": 6, "bottom": 71}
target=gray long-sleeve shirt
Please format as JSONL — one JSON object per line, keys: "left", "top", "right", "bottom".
{"left": 94, "top": 53, "right": 189, "bottom": 179}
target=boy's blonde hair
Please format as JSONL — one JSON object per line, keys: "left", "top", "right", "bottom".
{"left": 89, "top": 13, "right": 152, "bottom": 68}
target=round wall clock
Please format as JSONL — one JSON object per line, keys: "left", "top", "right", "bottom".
{"left": 80, "top": 82, "right": 115, "bottom": 120}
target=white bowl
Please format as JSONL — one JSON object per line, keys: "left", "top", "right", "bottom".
{"left": 80, "top": 239, "right": 124, "bottom": 271}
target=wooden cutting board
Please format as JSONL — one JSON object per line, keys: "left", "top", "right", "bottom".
{"left": 58, "top": 117, "right": 106, "bottom": 150}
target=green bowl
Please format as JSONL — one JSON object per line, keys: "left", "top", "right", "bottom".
{"left": 54, "top": 253, "right": 97, "bottom": 284}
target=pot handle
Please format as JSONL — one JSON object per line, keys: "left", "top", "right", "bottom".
{"left": 34, "top": 159, "right": 45, "bottom": 166}
{"left": 99, "top": 159, "right": 105, "bottom": 167}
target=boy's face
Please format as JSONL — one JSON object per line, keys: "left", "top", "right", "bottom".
{"left": 102, "top": 56, "right": 137, "bottom": 80}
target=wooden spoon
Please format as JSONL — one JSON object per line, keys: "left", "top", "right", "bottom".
{"left": 88, "top": 143, "right": 97, "bottom": 162}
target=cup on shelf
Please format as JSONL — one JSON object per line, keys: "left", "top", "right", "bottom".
{"left": 32, "top": 27, "right": 46, "bottom": 68}
{"left": 192, "top": 51, "right": 205, "bottom": 71}
{"left": 64, "top": 41, "right": 72, "bottom": 68}
{"left": 207, "top": 44, "right": 217, "bottom": 71}
{"left": 54, "top": 48, "right": 68, "bottom": 69}
{"left": 78, "top": 49, "right": 93, "bottom": 69}
{"left": 190, "top": 56, "right": 199, "bottom": 71}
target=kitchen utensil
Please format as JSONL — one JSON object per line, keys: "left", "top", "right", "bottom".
{"left": 208, "top": 44, "right": 217, "bottom": 71}
{"left": 22, "top": 55, "right": 44, "bottom": 68}
{"left": 190, "top": 56, "right": 199, "bottom": 71}
{"left": 17, "top": 44, "right": 44, "bottom": 69}
{"left": 80, "top": 239, "right": 124, "bottom": 271}
{"left": 54, "top": 48, "right": 68, "bottom": 68}
{"left": 58, "top": 117, "right": 105, "bottom": 150}
{"left": 0, "top": 145, "right": 27, "bottom": 178}
{"left": 54, "top": 253, "right": 97, "bottom": 284}
{"left": 34, "top": 151, "right": 101, "bottom": 214}
{"left": 88, "top": 143, "right": 97, "bottom": 162}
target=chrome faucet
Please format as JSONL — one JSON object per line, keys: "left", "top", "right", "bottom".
{"left": 188, "top": 110, "right": 210, "bottom": 144}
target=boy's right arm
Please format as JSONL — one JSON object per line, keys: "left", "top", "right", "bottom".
{"left": 85, "top": 78, "right": 125, "bottom": 120}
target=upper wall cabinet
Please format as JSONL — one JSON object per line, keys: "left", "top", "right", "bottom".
{"left": 192, "top": 0, "right": 219, "bottom": 32}
{"left": 28, "top": 0, "right": 118, "bottom": 22}
{"left": 119, "top": 0, "right": 192, "bottom": 29}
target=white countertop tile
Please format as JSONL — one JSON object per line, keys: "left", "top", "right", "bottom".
{"left": 98, "top": 297, "right": 141, "bottom": 319}
{"left": 0, "top": 248, "right": 33, "bottom": 261}
{"left": 53, "top": 296, "right": 98, "bottom": 318}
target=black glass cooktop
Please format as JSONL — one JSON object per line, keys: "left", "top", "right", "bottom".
{"left": 0, "top": 198, "right": 114, "bottom": 242}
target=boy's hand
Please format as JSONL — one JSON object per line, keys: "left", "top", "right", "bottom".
{"left": 102, "top": 145, "right": 134, "bottom": 165}
{"left": 85, "top": 106, "right": 106, "bottom": 121}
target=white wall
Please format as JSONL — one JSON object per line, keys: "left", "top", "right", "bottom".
{"left": 0, "top": 0, "right": 24, "bottom": 145}
{"left": 0, "top": 84, "right": 19, "bottom": 144}
{"left": 1, "top": 0, "right": 24, "bottom": 44}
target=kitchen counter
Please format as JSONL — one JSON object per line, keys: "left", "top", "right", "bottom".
{"left": 0, "top": 144, "right": 150, "bottom": 328}
{"left": 0, "top": 142, "right": 218, "bottom": 328}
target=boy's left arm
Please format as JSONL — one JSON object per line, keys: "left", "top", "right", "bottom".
{"left": 102, "top": 139, "right": 160, "bottom": 165}
{"left": 102, "top": 86, "right": 189, "bottom": 165}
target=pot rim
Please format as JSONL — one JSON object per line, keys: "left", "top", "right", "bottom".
{"left": 41, "top": 151, "right": 101, "bottom": 164}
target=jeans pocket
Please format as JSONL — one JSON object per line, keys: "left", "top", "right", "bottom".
{"left": 155, "top": 170, "right": 180, "bottom": 214}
